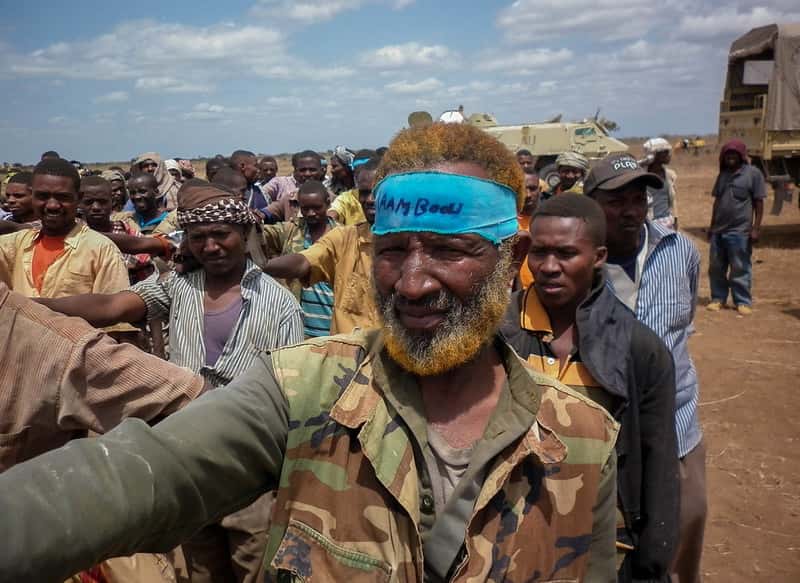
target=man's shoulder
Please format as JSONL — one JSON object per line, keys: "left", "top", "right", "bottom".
{"left": 525, "top": 361, "right": 619, "bottom": 447}
{"left": 648, "top": 222, "right": 699, "bottom": 262}
{"left": 3, "top": 286, "right": 99, "bottom": 346}
{"left": 76, "top": 226, "right": 123, "bottom": 252}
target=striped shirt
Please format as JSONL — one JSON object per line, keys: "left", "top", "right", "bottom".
{"left": 605, "top": 220, "right": 701, "bottom": 457}
{"left": 301, "top": 228, "right": 334, "bottom": 337}
{"left": 131, "top": 259, "right": 303, "bottom": 387}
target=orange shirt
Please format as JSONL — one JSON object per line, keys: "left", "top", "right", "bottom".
{"left": 32, "top": 235, "right": 66, "bottom": 292}
{"left": 517, "top": 214, "right": 534, "bottom": 289}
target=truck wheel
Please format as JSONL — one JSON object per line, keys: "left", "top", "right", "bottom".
{"left": 540, "top": 163, "right": 560, "bottom": 189}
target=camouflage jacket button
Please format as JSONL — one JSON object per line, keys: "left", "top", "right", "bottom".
{"left": 421, "top": 493, "right": 435, "bottom": 514}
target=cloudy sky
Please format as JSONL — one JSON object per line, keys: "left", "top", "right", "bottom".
{"left": 1, "top": 0, "right": 797, "bottom": 164}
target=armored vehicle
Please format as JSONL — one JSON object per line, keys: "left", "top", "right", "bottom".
{"left": 410, "top": 110, "right": 628, "bottom": 187}
{"left": 719, "top": 23, "right": 800, "bottom": 185}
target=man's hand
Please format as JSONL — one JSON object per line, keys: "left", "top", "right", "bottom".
{"left": 750, "top": 226, "right": 760, "bottom": 242}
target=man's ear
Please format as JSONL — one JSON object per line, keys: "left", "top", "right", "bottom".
{"left": 594, "top": 245, "right": 608, "bottom": 270}
{"left": 510, "top": 230, "right": 532, "bottom": 277}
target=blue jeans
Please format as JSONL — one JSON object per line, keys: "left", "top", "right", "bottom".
{"left": 709, "top": 232, "right": 752, "bottom": 306}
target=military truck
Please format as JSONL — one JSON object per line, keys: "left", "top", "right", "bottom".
{"left": 719, "top": 23, "right": 800, "bottom": 185}
{"left": 410, "top": 109, "right": 629, "bottom": 187}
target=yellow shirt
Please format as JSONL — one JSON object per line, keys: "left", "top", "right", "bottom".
{"left": 153, "top": 210, "right": 179, "bottom": 235}
{"left": 517, "top": 214, "right": 534, "bottom": 289}
{"left": 328, "top": 188, "right": 366, "bottom": 226}
{"left": 0, "top": 223, "right": 130, "bottom": 298}
{"left": 300, "top": 222, "right": 378, "bottom": 334}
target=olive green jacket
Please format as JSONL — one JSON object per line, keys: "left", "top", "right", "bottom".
{"left": 0, "top": 331, "right": 618, "bottom": 582}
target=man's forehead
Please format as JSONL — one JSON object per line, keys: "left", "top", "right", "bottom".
{"left": 376, "top": 230, "right": 490, "bottom": 246}
{"left": 5, "top": 183, "right": 29, "bottom": 192}
{"left": 296, "top": 157, "right": 320, "bottom": 167}
{"left": 80, "top": 185, "right": 111, "bottom": 196}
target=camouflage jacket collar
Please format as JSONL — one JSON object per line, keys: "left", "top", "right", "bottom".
{"left": 329, "top": 331, "right": 568, "bottom": 526}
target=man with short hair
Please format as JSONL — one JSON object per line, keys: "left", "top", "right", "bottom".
{"left": 707, "top": 139, "right": 765, "bottom": 315}
{"left": 516, "top": 148, "right": 535, "bottom": 172}
{"left": 517, "top": 168, "right": 542, "bottom": 288}
{"left": 126, "top": 172, "right": 170, "bottom": 234}
{"left": 0, "top": 123, "right": 619, "bottom": 583}
{"left": 585, "top": 153, "right": 706, "bottom": 583}
{"left": 546, "top": 151, "right": 589, "bottom": 198}
{"left": 4, "top": 171, "right": 37, "bottom": 224}
{"left": 257, "top": 156, "right": 278, "bottom": 187}
{"left": 260, "top": 150, "right": 322, "bottom": 219}
{"left": 327, "top": 151, "right": 376, "bottom": 225}
{"left": 0, "top": 158, "right": 129, "bottom": 298}
{"left": 205, "top": 156, "right": 229, "bottom": 182}
{"left": 37, "top": 179, "right": 304, "bottom": 583}
{"left": 79, "top": 176, "right": 152, "bottom": 283}
{"left": 263, "top": 180, "right": 337, "bottom": 337}
{"left": 502, "top": 193, "right": 679, "bottom": 582}
{"left": 231, "top": 149, "right": 268, "bottom": 211}
{"left": 264, "top": 171, "right": 379, "bottom": 334}
{"left": 40, "top": 150, "right": 60, "bottom": 160}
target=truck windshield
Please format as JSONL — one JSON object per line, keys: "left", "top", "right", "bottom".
{"left": 574, "top": 127, "right": 596, "bottom": 136}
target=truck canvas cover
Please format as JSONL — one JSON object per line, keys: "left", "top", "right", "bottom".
{"left": 730, "top": 23, "right": 800, "bottom": 131}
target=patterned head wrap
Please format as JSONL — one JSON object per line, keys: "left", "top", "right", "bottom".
{"left": 333, "top": 145, "right": 355, "bottom": 169}
{"left": 555, "top": 151, "right": 589, "bottom": 171}
{"left": 176, "top": 179, "right": 257, "bottom": 228}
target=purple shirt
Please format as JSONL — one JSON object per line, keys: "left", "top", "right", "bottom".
{"left": 203, "top": 296, "right": 243, "bottom": 366}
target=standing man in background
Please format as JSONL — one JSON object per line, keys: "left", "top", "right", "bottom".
{"left": 642, "top": 138, "right": 678, "bottom": 230}
{"left": 707, "top": 139, "right": 765, "bottom": 316}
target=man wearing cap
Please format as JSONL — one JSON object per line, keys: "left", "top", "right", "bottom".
{"left": 706, "top": 139, "right": 765, "bottom": 316}
{"left": 545, "top": 151, "right": 589, "bottom": 198}
{"left": 37, "top": 178, "right": 304, "bottom": 583}
{"left": 584, "top": 154, "right": 706, "bottom": 583}
{"left": 642, "top": 138, "right": 678, "bottom": 230}
{"left": 0, "top": 123, "right": 619, "bottom": 583}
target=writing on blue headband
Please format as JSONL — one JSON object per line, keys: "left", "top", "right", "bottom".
{"left": 372, "top": 171, "right": 519, "bottom": 244}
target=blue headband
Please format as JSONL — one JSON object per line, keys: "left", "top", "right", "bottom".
{"left": 372, "top": 171, "right": 519, "bottom": 244}
{"left": 352, "top": 157, "right": 370, "bottom": 169}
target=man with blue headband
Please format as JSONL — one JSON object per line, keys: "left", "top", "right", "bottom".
{"left": 0, "top": 124, "right": 618, "bottom": 583}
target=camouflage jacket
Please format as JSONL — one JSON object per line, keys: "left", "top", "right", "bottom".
{"left": 0, "top": 331, "right": 618, "bottom": 583}
{"left": 265, "top": 332, "right": 619, "bottom": 582}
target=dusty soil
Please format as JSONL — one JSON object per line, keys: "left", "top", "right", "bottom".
{"left": 661, "top": 146, "right": 800, "bottom": 582}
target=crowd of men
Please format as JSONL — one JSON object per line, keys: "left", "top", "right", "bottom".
{"left": 0, "top": 125, "right": 767, "bottom": 583}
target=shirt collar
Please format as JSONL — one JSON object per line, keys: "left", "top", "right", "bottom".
{"left": 519, "top": 286, "right": 554, "bottom": 338}
{"left": 28, "top": 222, "right": 84, "bottom": 250}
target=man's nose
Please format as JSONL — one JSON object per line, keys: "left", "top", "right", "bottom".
{"left": 394, "top": 251, "right": 439, "bottom": 301}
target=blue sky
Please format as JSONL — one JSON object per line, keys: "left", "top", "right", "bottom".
{"left": 0, "top": 0, "right": 798, "bottom": 164}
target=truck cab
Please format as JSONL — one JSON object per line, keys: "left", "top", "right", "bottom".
{"left": 719, "top": 23, "right": 800, "bottom": 185}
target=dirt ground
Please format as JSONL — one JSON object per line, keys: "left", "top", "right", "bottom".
{"left": 660, "top": 145, "right": 800, "bottom": 582}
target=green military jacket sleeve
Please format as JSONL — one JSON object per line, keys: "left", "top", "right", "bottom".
{"left": 0, "top": 353, "right": 290, "bottom": 582}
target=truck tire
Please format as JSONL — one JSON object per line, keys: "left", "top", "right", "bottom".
{"left": 539, "top": 163, "right": 560, "bottom": 189}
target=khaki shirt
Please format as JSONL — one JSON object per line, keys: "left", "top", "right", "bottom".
{"left": 0, "top": 282, "right": 206, "bottom": 472}
{"left": 300, "top": 222, "right": 379, "bottom": 334}
{"left": 328, "top": 188, "right": 366, "bottom": 226}
{"left": 0, "top": 222, "right": 129, "bottom": 298}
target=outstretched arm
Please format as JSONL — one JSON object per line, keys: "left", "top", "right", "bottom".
{"left": 0, "top": 354, "right": 289, "bottom": 581}
{"left": 37, "top": 291, "right": 147, "bottom": 327}
{"left": 263, "top": 253, "right": 312, "bottom": 283}
{"left": 102, "top": 231, "right": 174, "bottom": 257}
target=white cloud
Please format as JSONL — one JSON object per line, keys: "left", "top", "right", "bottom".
{"left": 497, "top": 0, "right": 665, "bottom": 42}
{"left": 5, "top": 20, "right": 289, "bottom": 85}
{"left": 361, "top": 42, "right": 458, "bottom": 68}
{"left": 477, "top": 48, "right": 573, "bottom": 74}
{"left": 135, "top": 77, "right": 212, "bottom": 93}
{"left": 678, "top": 5, "right": 800, "bottom": 40}
{"left": 93, "top": 91, "right": 129, "bottom": 103}
{"left": 385, "top": 77, "right": 443, "bottom": 93}
{"left": 250, "top": 0, "right": 414, "bottom": 23}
